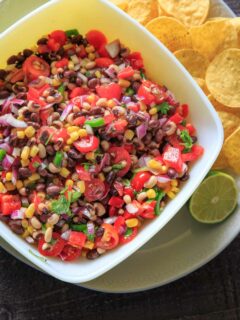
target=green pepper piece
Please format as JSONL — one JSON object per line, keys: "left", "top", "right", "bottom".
{"left": 71, "top": 224, "right": 87, "bottom": 232}
{"left": 154, "top": 190, "right": 165, "bottom": 216}
{"left": 0, "top": 149, "right": 6, "bottom": 161}
{"left": 124, "top": 228, "right": 133, "bottom": 237}
{"left": 156, "top": 102, "right": 170, "bottom": 115}
{"left": 58, "top": 84, "right": 65, "bottom": 98}
{"left": 85, "top": 117, "right": 105, "bottom": 128}
{"left": 125, "top": 87, "right": 135, "bottom": 96}
{"left": 53, "top": 151, "right": 63, "bottom": 167}
{"left": 65, "top": 29, "right": 79, "bottom": 37}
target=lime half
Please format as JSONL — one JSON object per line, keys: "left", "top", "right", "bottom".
{"left": 189, "top": 173, "right": 238, "bottom": 224}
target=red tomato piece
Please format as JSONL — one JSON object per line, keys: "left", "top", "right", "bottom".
{"left": 167, "top": 135, "right": 184, "bottom": 152}
{"left": 127, "top": 52, "right": 144, "bottom": 70}
{"left": 181, "top": 104, "right": 189, "bottom": 118}
{"left": 23, "top": 56, "right": 50, "bottom": 81}
{"left": 109, "top": 146, "right": 131, "bottom": 177}
{"left": 181, "top": 145, "right": 204, "bottom": 162}
{"left": 113, "top": 119, "right": 128, "bottom": 132}
{"left": 9, "top": 69, "right": 24, "bottom": 83}
{"left": 137, "top": 81, "right": 155, "bottom": 105}
{"left": 169, "top": 113, "right": 184, "bottom": 124}
{"left": 38, "top": 45, "right": 50, "bottom": 54}
{"left": 84, "top": 178, "right": 105, "bottom": 202}
{"left": 86, "top": 30, "right": 107, "bottom": 50}
{"left": 68, "top": 231, "right": 87, "bottom": 248}
{"left": 59, "top": 245, "right": 82, "bottom": 261}
{"left": 163, "top": 146, "right": 184, "bottom": 173}
{"left": 109, "top": 206, "right": 118, "bottom": 217}
{"left": 98, "top": 44, "right": 110, "bottom": 57}
{"left": 27, "top": 84, "right": 50, "bottom": 106}
{"left": 118, "top": 66, "right": 135, "bottom": 79}
{"left": 49, "top": 30, "right": 67, "bottom": 46}
{"left": 40, "top": 109, "right": 52, "bottom": 125}
{"left": 140, "top": 201, "right": 156, "bottom": 219}
{"left": 47, "top": 38, "right": 60, "bottom": 51}
{"left": 78, "top": 45, "right": 87, "bottom": 58}
{"left": 29, "top": 156, "right": 42, "bottom": 173}
{"left": 52, "top": 128, "right": 70, "bottom": 143}
{"left": 124, "top": 187, "right": 134, "bottom": 199}
{"left": 186, "top": 123, "right": 196, "bottom": 135}
{"left": 96, "top": 83, "right": 122, "bottom": 100}
{"left": 114, "top": 216, "right": 126, "bottom": 235}
{"left": 73, "top": 135, "right": 99, "bottom": 153}
{"left": 70, "top": 87, "right": 89, "bottom": 99}
{"left": 119, "top": 227, "right": 138, "bottom": 244}
{"left": 108, "top": 196, "right": 124, "bottom": 208}
{"left": 38, "top": 233, "right": 65, "bottom": 257}
{"left": 127, "top": 103, "right": 139, "bottom": 113}
{"left": 95, "top": 57, "right": 114, "bottom": 67}
{"left": 55, "top": 58, "right": 69, "bottom": 68}
{"left": 131, "top": 171, "right": 152, "bottom": 192}
{"left": 123, "top": 144, "right": 134, "bottom": 153}
{"left": 76, "top": 165, "right": 91, "bottom": 181}
{"left": 104, "top": 114, "right": 116, "bottom": 125}
{"left": 73, "top": 116, "right": 86, "bottom": 126}
{"left": 113, "top": 181, "right": 124, "bottom": 196}
{"left": 1, "top": 195, "right": 21, "bottom": 216}
{"left": 95, "top": 223, "right": 119, "bottom": 250}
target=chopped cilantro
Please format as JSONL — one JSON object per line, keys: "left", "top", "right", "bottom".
{"left": 180, "top": 130, "right": 193, "bottom": 153}
{"left": 125, "top": 228, "right": 133, "bottom": 237}
{"left": 33, "top": 161, "right": 41, "bottom": 168}
{"left": 71, "top": 224, "right": 95, "bottom": 241}
{"left": 51, "top": 196, "right": 71, "bottom": 215}
{"left": 181, "top": 119, "right": 187, "bottom": 126}
{"left": 112, "top": 163, "right": 125, "bottom": 170}
{"left": 60, "top": 186, "right": 69, "bottom": 194}
{"left": 156, "top": 102, "right": 170, "bottom": 115}
{"left": 140, "top": 70, "right": 146, "bottom": 79}
{"left": 70, "top": 191, "right": 81, "bottom": 203}
{"left": 122, "top": 179, "right": 130, "bottom": 187}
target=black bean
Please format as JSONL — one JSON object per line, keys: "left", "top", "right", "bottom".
{"left": 9, "top": 220, "right": 24, "bottom": 235}
{"left": 96, "top": 227, "right": 104, "bottom": 237}
{"left": 167, "top": 168, "right": 178, "bottom": 179}
{"left": 68, "top": 148, "right": 82, "bottom": 159}
{"left": 0, "top": 90, "right": 10, "bottom": 99}
{"left": 30, "top": 113, "right": 39, "bottom": 123}
{"left": 155, "top": 129, "right": 164, "bottom": 143}
{"left": 56, "top": 47, "right": 65, "bottom": 57}
{"left": 0, "top": 214, "right": 10, "bottom": 223}
{"left": 37, "top": 38, "right": 48, "bottom": 45}
{"left": 88, "top": 78, "right": 99, "bottom": 90}
{"left": 126, "top": 113, "right": 138, "bottom": 127}
{"left": 27, "top": 122, "right": 40, "bottom": 130}
{"left": 191, "top": 136, "right": 198, "bottom": 143}
{"left": 86, "top": 249, "right": 100, "bottom": 260}
{"left": 36, "top": 183, "right": 46, "bottom": 192}
{"left": 46, "top": 185, "right": 62, "bottom": 196}
{"left": 132, "top": 81, "right": 141, "bottom": 92}
{"left": 19, "top": 167, "right": 31, "bottom": 178}
{"left": 114, "top": 58, "right": 124, "bottom": 65}
{"left": 39, "top": 130, "right": 50, "bottom": 144}
{"left": 67, "top": 49, "right": 75, "bottom": 57}
{"left": 95, "top": 218, "right": 103, "bottom": 226}
{"left": 22, "top": 109, "right": 31, "bottom": 119}
{"left": 180, "top": 173, "right": 190, "bottom": 181}
{"left": 76, "top": 78, "right": 83, "bottom": 86}
{"left": 68, "top": 158, "right": 76, "bottom": 168}
{"left": 46, "top": 145, "right": 55, "bottom": 156}
{"left": 106, "top": 171, "right": 117, "bottom": 185}
{"left": 23, "top": 49, "right": 33, "bottom": 57}
{"left": 64, "top": 70, "right": 76, "bottom": 79}
{"left": 149, "top": 119, "right": 159, "bottom": 129}
{"left": 0, "top": 69, "right": 7, "bottom": 80}
{"left": 71, "top": 35, "right": 83, "bottom": 45}
{"left": 7, "top": 55, "right": 18, "bottom": 65}
{"left": 38, "top": 167, "right": 48, "bottom": 177}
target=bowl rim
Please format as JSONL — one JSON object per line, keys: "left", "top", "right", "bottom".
{"left": 0, "top": 0, "right": 224, "bottom": 283}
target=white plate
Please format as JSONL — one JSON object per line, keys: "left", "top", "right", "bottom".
{"left": 0, "top": 0, "right": 238, "bottom": 292}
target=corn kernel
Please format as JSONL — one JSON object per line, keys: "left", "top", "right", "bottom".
{"left": 98, "top": 173, "right": 105, "bottom": 181}
{"left": 60, "top": 167, "right": 70, "bottom": 178}
{"left": 17, "top": 130, "right": 25, "bottom": 139}
{"left": 147, "top": 159, "right": 162, "bottom": 170}
{"left": 81, "top": 249, "right": 87, "bottom": 257}
{"left": 68, "top": 61, "right": 74, "bottom": 70}
{"left": 52, "top": 78, "right": 61, "bottom": 87}
{"left": 16, "top": 180, "right": 24, "bottom": 189}
{"left": 88, "top": 53, "right": 95, "bottom": 60}
{"left": 126, "top": 218, "right": 139, "bottom": 228}
{"left": 30, "top": 146, "right": 39, "bottom": 157}
{"left": 37, "top": 192, "right": 45, "bottom": 200}
{"left": 65, "top": 179, "right": 74, "bottom": 187}
{"left": 85, "top": 45, "right": 95, "bottom": 53}
{"left": 67, "top": 126, "right": 79, "bottom": 133}
{"left": 85, "top": 152, "right": 95, "bottom": 161}
{"left": 86, "top": 94, "right": 95, "bottom": 104}
{"left": 28, "top": 173, "right": 40, "bottom": 182}
{"left": 21, "top": 146, "right": 30, "bottom": 160}
{"left": 70, "top": 131, "right": 80, "bottom": 141}
{"left": 25, "top": 203, "right": 35, "bottom": 219}
{"left": 21, "top": 159, "right": 30, "bottom": 167}
{"left": 78, "top": 129, "right": 88, "bottom": 138}
{"left": 146, "top": 189, "right": 156, "bottom": 199}
{"left": 22, "top": 230, "right": 30, "bottom": 238}
{"left": 25, "top": 126, "right": 36, "bottom": 138}
{"left": 5, "top": 172, "right": 12, "bottom": 181}
{"left": 161, "top": 165, "right": 168, "bottom": 174}
{"left": 167, "top": 191, "right": 176, "bottom": 199}
{"left": 0, "top": 182, "right": 6, "bottom": 193}
{"left": 172, "top": 187, "right": 180, "bottom": 193}
{"left": 84, "top": 241, "right": 95, "bottom": 250}
{"left": 95, "top": 70, "right": 101, "bottom": 78}
{"left": 27, "top": 226, "right": 34, "bottom": 234}
{"left": 77, "top": 181, "right": 85, "bottom": 193}
{"left": 149, "top": 107, "right": 158, "bottom": 115}
{"left": 63, "top": 145, "right": 70, "bottom": 152}
{"left": 63, "top": 43, "right": 73, "bottom": 50}
{"left": 21, "top": 219, "right": 29, "bottom": 228}
{"left": 23, "top": 179, "right": 30, "bottom": 187}
{"left": 5, "top": 182, "right": 16, "bottom": 191}
{"left": 171, "top": 179, "right": 178, "bottom": 187}
{"left": 66, "top": 138, "right": 73, "bottom": 145}
{"left": 124, "top": 129, "right": 135, "bottom": 141}
{"left": 107, "top": 99, "right": 116, "bottom": 108}
{"left": 118, "top": 79, "right": 131, "bottom": 88}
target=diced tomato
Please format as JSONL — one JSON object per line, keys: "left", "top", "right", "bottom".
{"left": 0, "top": 195, "right": 21, "bottom": 216}
{"left": 9, "top": 69, "right": 24, "bottom": 83}
{"left": 186, "top": 123, "right": 196, "bottom": 135}
{"left": 49, "top": 30, "right": 67, "bottom": 46}
{"left": 140, "top": 201, "right": 156, "bottom": 219}
{"left": 104, "top": 114, "right": 116, "bottom": 125}
{"left": 29, "top": 156, "right": 42, "bottom": 173}
{"left": 55, "top": 58, "right": 69, "bottom": 68}
{"left": 86, "top": 30, "right": 107, "bottom": 50}
{"left": 108, "top": 196, "right": 124, "bottom": 208}
{"left": 113, "top": 181, "right": 124, "bottom": 196}
{"left": 163, "top": 146, "right": 183, "bottom": 173}
{"left": 23, "top": 56, "right": 50, "bottom": 81}
{"left": 131, "top": 171, "right": 151, "bottom": 192}
{"left": 125, "top": 200, "right": 143, "bottom": 216}
{"left": 98, "top": 44, "right": 110, "bottom": 57}
{"left": 113, "top": 119, "right": 128, "bottom": 132}
{"left": 119, "top": 227, "right": 138, "bottom": 244}
{"left": 76, "top": 165, "right": 91, "bottom": 181}
{"left": 27, "top": 84, "right": 50, "bottom": 106}
{"left": 73, "top": 116, "right": 86, "bottom": 126}
{"left": 47, "top": 38, "right": 60, "bottom": 51}
{"left": 114, "top": 216, "right": 126, "bottom": 235}
{"left": 109, "top": 206, "right": 117, "bottom": 217}
{"left": 74, "top": 135, "right": 99, "bottom": 153}
{"left": 127, "top": 103, "right": 139, "bottom": 113}
{"left": 70, "top": 87, "right": 89, "bottom": 99}
{"left": 181, "top": 145, "right": 204, "bottom": 162}
{"left": 118, "top": 66, "right": 134, "bottom": 79}
{"left": 78, "top": 45, "right": 87, "bottom": 58}
{"left": 109, "top": 147, "right": 131, "bottom": 177}
{"left": 40, "top": 109, "right": 52, "bottom": 125}
{"left": 68, "top": 231, "right": 87, "bottom": 248}
{"left": 124, "top": 187, "right": 134, "bottom": 199}
{"left": 167, "top": 135, "right": 184, "bottom": 152}
{"left": 169, "top": 113, "right": 183, "bottom": 124}
{"left": 95, "top": 57, "right": 114, "bottom": 67}
{"left": 127, "top": 52, "right": 144, "bottom": 70}
{"left": 38, "top": 45, "right": 50, "bottom": 54}
{"left": 96, "top": 83, "right": 122, "bottom": 100}
{"left": 59, "top": 245, "right": 81, "bottom": 261}
{"left": 123, "top": 143, "right": 134, "bottom": 153}
{"left": 38, "top": 233, "right": 65, "bottom": 257}
{"left": 53, "top": 128, "right": 70, "bottom": 143}
{"left": 95, "top": 223, "right": 119, "bottom": 250}
{"left": 137, "top": 81, "right": 155, "bottom": 105}
{"left": 84, "top": 178, "right": 105, "bottom": 202}
{"left": 181, "top": 104, "right": 189, "bottom": 118}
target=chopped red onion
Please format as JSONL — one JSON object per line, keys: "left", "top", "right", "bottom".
{"left": 119, "top": 225, "right": 127, "bottom": 235}
{"left": 122, "top": 96, "right": 131, "bottom": 104}
{"left": 103, "top": 216, "right": 118, "bottom": 224}
{"left": 99, "top": 153, "right": 111, "bottom": 171}
{"left": 40, "top": 103, "right": 54, "bottom": 111}
{"left": 60, "top": 103, "right": 73, "bottom": 121}
{"left": 87, "top": 222, "right": 95, "bottom": 235}
{"left": 12, "top": 167, "right": 18, "bottom": 184}
{"left": 25, "top": 236, "right": 34, "bottom": 244}
{"left": 138, "top": 155, "right": 152, "bottom": 167}
{"left": 12, "top": 147, "right": 21, "bottom": 157}
{"left": 11, "top": 105, "right": 18, "bottom": 115}
{"left": 157, "top": 175, "right": 171, "bottom": 184}
{"left": 10, "top": 98, "right": 25, "bottom": 106}
{"left": 11, "top": 208, "right": 25, "bottom": 220}
{"left": 126, "top": 203, "right": 139, "bottom": 214}
{"left": 2, "top": 154, "right": 14, "bottom": 170}
{"left": 61, "top": 229, "right": 71, "bottom": 241}
{"left": 105, "top": 39, "right": 120, "bottom": 58}
{"left": 100, "top": 77, "right": 111, "bottom": 84}
{"left": 136, "top": 123, "right": 147, "bottom": 140}
{"left": 159, "top": 118, "right": 168, "bottom": 127}
{"left": 0, "top": 114, "right": 27, "bottom": 128}
{"left": 77, "top": 72, "right": 88, "bottom": 83}
{"left": 105, "top": 66, "right": 116, "bottom": 78}
{"left": 0, "top": 143, "right": 11, "bottom": 153}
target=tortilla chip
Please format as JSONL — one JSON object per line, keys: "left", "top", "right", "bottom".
{"left": 223, "top": 127, "right": 240, "bottom": 174}
{"left": 194, "top": 78, "right": 210, "bottom": 95}
{"left": 108, "top": 0, "right": 128, "bottom": 11}
{"left": 217, "top": 111, "right": 240, "bottom": 139}
{"left": 212, "top": 151, "right": 229, "bottom": 170}
{"left": 127, "top": 0, "right": 158, "bottom": 25}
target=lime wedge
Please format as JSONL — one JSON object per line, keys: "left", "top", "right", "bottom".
{"left": 189, "top": 173, "right": 238, "bottom": 224}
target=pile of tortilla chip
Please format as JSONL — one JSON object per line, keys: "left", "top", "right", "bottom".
{"left": 109, "top": 0, "right": 240, "bottom": 174}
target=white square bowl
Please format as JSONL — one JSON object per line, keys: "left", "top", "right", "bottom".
{"left": 0, "top": 0, "right": 223, "bottom": 283}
